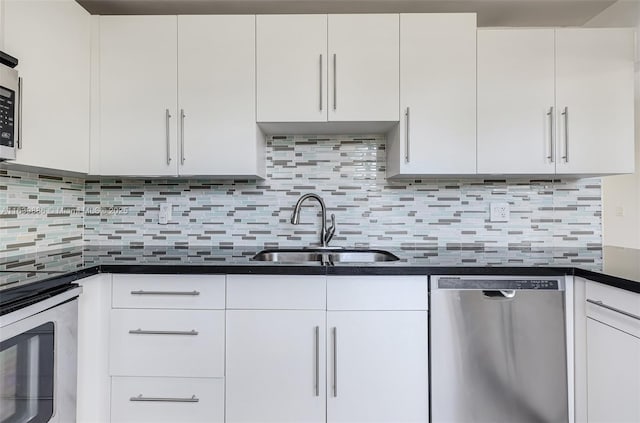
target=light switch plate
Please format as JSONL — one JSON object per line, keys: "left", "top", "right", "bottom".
{"left": 159, "top": 203, "right": 172, "bottom": 225}
{"left": 490, "top": 202, "right": 510, "bottom": 222}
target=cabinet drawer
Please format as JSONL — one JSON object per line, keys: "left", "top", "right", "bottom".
{"left": 327, "top": 276, "right": 428, "bottom": 310}
{"left": 111, "top": 376, "right": 223, "bottom": 423}
{"left": 112, "top": 274, "right": 225, "bottom": 309}
{"left": 226, "top": 275, "right": 326, "bottom": 309}
{"left": 586, "top": 281, "right": 640, "bottom": 337}
{"left": 110, "top": 309, "right": 224, "bottom": 377}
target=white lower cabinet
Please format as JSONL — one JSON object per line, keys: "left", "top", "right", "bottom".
{"left": 327, "top": 311, "right": 429, "bottom": 423}
{"left": 225, "top": 310, "right": 327, "bottom": 423}
{"left": 326, "top": 276, "right": 429, "bottom": 423}
{"left": 586, "top": 318, "right": 640, "bottom": 423}
{"left": 225, "top": 274, "right": 429, "bottom": 423}
{"left": 83, "top": 274, "right": 429, "bottom": 423}
{"left": 111, "top": 376, "right": 224, "bottom": 423}
{"left": 105, "top": 275, "right": 226, "bottom": 423}
{"left": 585, "top": 281, "right": 640, "bottom": 423}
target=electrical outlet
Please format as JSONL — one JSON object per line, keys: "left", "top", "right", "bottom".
{"left": 615, "top": 206, "right": 625, "bottom": 217}
{"left": 159, "top": 203, "right": 172, "bottom": 225}
{"left": 490, "top": 202, "right": 510, "bottom": 223}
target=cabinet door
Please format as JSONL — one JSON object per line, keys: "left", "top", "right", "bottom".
{"left": 555, "top": 29, "right": 635, "bottom": 175}
{"left": 177, "top": 16, "right": 261, "bottom": 177}
{"left": 477, "top": 29, "right": 556, "bottom": 174}
{"left": 586, "top": 318, "right": 640, "bottom": 422}
{"left": 4, "top": 0, "right": 90, "bottom": 173}
{"left": 226, "top": 310, "right": 326, "bottom": 423}
{"left": 327, "top": 311, "right": 429, "bottom": 423}
{"left": 327, "top": 14, "right": 399, "bottom": 122}
{"left": 256, "top": 15, "right": 327, "bottom": 123}
{"left": 392, "top": 14, "right": 476, "bottom": 176}
{"left": 98, "top": 16, "right": 178, "bottom": 176}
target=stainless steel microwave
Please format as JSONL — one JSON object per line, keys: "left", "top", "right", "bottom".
{"left": 0, "top": 51, "right": 20, "bottom": 162}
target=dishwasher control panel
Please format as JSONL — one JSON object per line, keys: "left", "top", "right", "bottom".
{"left": 437, "top": 277, "right": 561, "bottom": 290}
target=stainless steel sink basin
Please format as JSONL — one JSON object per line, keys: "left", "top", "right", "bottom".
{"left": 251, "top": 249, "right": 400, "bottom": 264}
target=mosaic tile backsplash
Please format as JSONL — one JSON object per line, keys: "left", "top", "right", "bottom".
{"left": 82, "top": 135, "right": 602, "bottom": 249}
{"left": 1, "top": 135, "right": 602, "bottom": 255}
{"left": 1, "top": 168, "right": 84, "bottom": 255}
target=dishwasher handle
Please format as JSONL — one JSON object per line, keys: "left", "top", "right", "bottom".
{"left": 483, "top": 290, "right": 516, "bottom": 299}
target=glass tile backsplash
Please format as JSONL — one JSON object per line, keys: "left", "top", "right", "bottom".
{"left": 1, "top": 135, "right": 602, "bottom": 255}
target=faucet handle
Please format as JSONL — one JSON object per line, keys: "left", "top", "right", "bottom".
{"left": 325, "top": 213, "right": 336, "bottom": 245}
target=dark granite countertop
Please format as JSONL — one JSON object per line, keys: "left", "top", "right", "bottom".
{"left": 0, "top": 244, "right": 638, "bottom": 309}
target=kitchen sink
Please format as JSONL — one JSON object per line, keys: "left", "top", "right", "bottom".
{"left": 251, "top": 249, "right": 400, "bottom": 264}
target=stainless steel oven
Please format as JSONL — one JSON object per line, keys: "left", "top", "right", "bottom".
{"left": 0, "top": 51, "right": 20, "bottom": 162}
{"left": 0, "top": 286, "right": 81, "bottom": 423}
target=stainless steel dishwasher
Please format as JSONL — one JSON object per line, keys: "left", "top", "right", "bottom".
{"left": 431, "top": 275, "right": 570, "bottom": 423}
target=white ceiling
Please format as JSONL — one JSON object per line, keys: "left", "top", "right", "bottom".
{"left": 76, "top": 0, "right": 623, "bottom": 27}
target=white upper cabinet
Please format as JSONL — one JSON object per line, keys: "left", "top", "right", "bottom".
{"left": 96, "top": 15, "right": 264, "bottom": 178}
{"left": 256, "top": 15, "right": 328, "bottom": 123}
{"left": 387, "top": 14, "right": 477, "bottom": 178}
{"left": 477, "top": 27, "right": 634, "bottom": 177}
{"left": 555, "top": 28, "right": 635, "bottom": 175}
{"left": 327, "top": 14, "right": 399, "bottom": 122}
{"left": 177, "top": 15, "right": 263, "bottom": 177}
{"left": 4, "top": 0, "right": 90, "bottom": 173}
{"left": 257, "top": 14, "right": 399, "bottom": 126}
{"left": 477, "top": 29, "right": 556, "bottom": 174}
{"left": 98, "top": 16, "right": 178, "bottom": 176}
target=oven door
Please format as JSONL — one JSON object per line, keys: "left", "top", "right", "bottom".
{"left": 0, "top": 322, "right": 54, "bottom": 423}
{"left": 0, "top": 291, "right": 79, "bottom": 423}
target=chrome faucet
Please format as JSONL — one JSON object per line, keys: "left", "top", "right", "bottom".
{"left": 291, "top": 193, "right": 336, "bottom": 249}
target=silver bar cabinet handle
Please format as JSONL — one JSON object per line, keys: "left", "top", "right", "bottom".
{"left": 130, "top": 394, "right": 199, "bottom": 403}
{"left": 332, "top": 326, "right": 337, "bottom": 397}
{"left": 333, "top": 54, "right": 337, "bottom": 111}
{"left": 129, "top": 329, "right": 198, "bottom": 336}
{"left": 546, "top": 106, "right": 554, "bottom": 162}
{"left": 561, "top": 106, "right": 569, "bottom": 162}
{"left": 16, "top": 77, "right": 22, "bottom": 149}
{"left": 319, "top": 54, "right": 323, "bottom": 111}
{"left": 180, "top": 109, "right": 186, "bottom": 164}
{"left": 130, "top": 290, "right": 200, "bottom": 296}
{"left": 587, "top": 299, "right": 640, "bottom": 321}
{"left": 405, "top": 107, "right": 410, "bottom": 163}
{"left": 165, "top": 109, "right": 172, "bottom": 164}
{"left": 315, "top": 326, "right": 320, "bottom": 396}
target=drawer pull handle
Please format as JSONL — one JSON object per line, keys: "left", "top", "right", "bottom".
{"left": 130, "top": 290, "right": 200, "bottom": 296}
{"left": 587, "top": 299, "right": 640, "bottom": 321}
{"left": 130, "top": 394, "right": 199, "bottom": 403}
{"left": 129, "top": 329, "right": 199, "bottom": 336}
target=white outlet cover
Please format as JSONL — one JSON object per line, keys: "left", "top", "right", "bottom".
{"left": 490, "top": 202, "right": 510, "bottom": 223}
{"left": 159, "top": 203, "right": 172, "bottom": 225}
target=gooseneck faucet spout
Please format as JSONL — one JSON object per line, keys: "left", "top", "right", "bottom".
{"left": 291, "top": 193, "right": 336, "bottom": 248}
